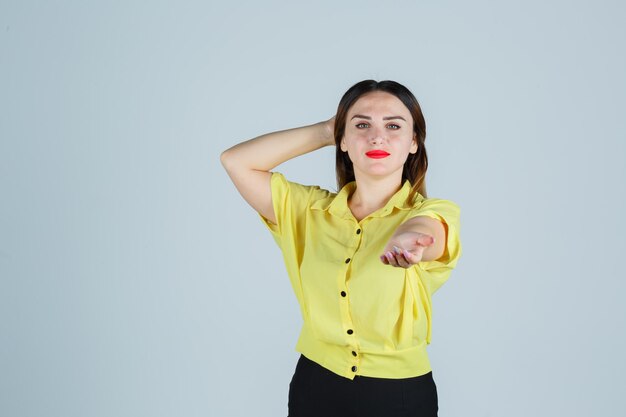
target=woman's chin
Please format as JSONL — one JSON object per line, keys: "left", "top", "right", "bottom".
{"left": 357, "top": 169, "right": 403, "bottom": 180}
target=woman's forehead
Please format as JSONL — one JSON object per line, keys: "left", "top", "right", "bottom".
{"left": 349, "top": 91, "right": 411, "bottom": 118}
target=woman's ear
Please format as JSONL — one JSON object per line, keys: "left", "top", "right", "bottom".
{"left": 410, "top": 134, "right": 418, "bottom": 154}
{"left": 340, "top": 138, "right": 348, "bottom": 152}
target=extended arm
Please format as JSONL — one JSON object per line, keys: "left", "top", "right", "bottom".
{"left": 380, "top": 216, "right": 447, "bottom": 268}
{"left": 220, "top": 119, "right": 335, "bottom": 224}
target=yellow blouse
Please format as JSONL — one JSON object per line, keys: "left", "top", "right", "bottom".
{"left": 259, "top": 172, "right": 462, "bottom": 379}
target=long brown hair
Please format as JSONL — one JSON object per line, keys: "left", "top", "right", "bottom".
{"left": 334, "top": 80, "right": 428, "bottom": 200}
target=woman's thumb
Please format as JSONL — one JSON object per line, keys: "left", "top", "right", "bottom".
{"left": 417, "top": 234, "right": 435, "bottom": 246}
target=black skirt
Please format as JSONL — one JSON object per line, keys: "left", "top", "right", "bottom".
{"left": 288, "top": 354, "right": 439, "bottom": 417}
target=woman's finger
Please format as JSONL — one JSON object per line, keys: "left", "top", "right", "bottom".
{"left": 402, "top": 249, "right": 416, "bottom": 265}
{"left": 396, "top": 251, "right": 411, "bottom": 268}
{"left": 392, "top": 246, "right": 410, "bottom": 268}
{"left": 385, "top": 251, "right": 399, "bottom": 267}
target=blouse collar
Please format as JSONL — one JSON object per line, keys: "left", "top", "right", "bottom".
{"left": 311, "top": 179, "right": 422, "bottom": 220}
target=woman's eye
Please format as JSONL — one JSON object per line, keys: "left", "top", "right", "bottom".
{"left": 387, "top": 124, "right": 400, "bottom": 130}
{"left": 356, "top": 123, "right": 369, "bottom": 128}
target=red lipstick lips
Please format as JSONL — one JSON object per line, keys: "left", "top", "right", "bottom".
{"left": 365, "top": 150, "right": 390, "bottom": 159}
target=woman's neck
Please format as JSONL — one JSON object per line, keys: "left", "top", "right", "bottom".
{"left": 348, "top": 174, "right": 403, "bottom": 218}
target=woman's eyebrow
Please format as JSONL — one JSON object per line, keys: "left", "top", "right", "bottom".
{"left": 350, "top": 114, "right": 406, "bottom": 121}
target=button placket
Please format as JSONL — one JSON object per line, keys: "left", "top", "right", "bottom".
{"left": 341, "top": 229, "right": 357, "bottom": 338}
{"left": 350, "top": 348, "right": 360, "bottom": 373}
{"left": 339, "top": 221, "right": 362, "bottom": 377}
{"left": 341, "top": 300, "right": 359, "bottom": 372}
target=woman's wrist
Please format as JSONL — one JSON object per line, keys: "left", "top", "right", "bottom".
{"left": 317, "top": 117, "right": 336, "bottom": 147}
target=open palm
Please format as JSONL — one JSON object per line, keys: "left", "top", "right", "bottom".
{"left": 380, "top": 231, "right": 435, "bottom": 268}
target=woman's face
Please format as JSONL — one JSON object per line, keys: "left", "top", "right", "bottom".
{"left": 341, "top": 91, "right": 417, "bottom": 181}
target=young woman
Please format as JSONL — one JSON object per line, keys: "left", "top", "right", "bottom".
{"left": 220, "top": 80, "right": 462, "bottom": 417}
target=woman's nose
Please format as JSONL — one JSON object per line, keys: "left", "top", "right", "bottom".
{"left": 370, "top": 129, "right": 385, "bottom": 144}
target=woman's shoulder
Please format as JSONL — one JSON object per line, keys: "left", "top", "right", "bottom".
{"left": 408, "top": 193, "right": 461, "bottom": 225}
{"left": 270, "top": 171, "right": 335, "bottom": 203}
{"left": 412, "top": 195, "right": 460, "bottom": 209}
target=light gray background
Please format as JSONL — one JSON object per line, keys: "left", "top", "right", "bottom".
{"left": 1, "top": 1, "right": 625, "bottom": 416}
